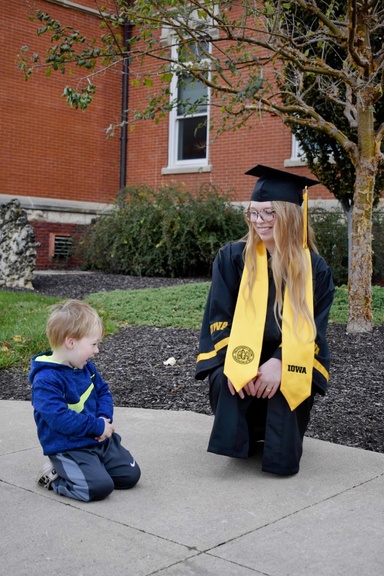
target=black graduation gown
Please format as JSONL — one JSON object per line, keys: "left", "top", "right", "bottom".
{"left": 195, "top": 241, "right": 335, "bottom": 475}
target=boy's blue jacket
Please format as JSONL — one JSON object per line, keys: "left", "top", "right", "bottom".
{"left": 30, "top": 352, "right": 114, "bottom": 456}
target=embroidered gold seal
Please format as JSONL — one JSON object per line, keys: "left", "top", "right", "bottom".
{"left": 232, "top": 346, "right": 254, "bottom": 365}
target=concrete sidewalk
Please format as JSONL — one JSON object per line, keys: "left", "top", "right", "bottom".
{"left": 1, "top": 400, "right": 383, "bottom": 576}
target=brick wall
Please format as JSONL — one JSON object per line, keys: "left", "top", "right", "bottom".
{"left": 31, "top": 220, "right": 87, "bottom": 269}
{"left": 3, "top": 1, "right": 334, "bottom": 270}
{"left": 125, "top": 32, "right": 334, "bottom": 204}
{"left": 2, "top": 0, "right": 121, "bottom": 205}
{"left": 3, "top": 0, "right": 336, "bottom": 210}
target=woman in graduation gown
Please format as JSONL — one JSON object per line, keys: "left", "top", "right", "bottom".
{"left": 195, "top": 164, "right": 335, "bottom": 476}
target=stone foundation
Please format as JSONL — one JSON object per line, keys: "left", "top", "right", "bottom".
{"left": 0, "top": 199, "right": 36, "bottom": 289}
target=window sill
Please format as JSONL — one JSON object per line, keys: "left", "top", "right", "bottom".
{"left": 161, "top": 165, "right": 212, "bottom": 175}
{"left": 284, "top": 158, "right": 307, "bottom": 167}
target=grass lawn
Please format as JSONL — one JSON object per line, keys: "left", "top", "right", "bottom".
{"left": 1, "top": 283, "right": 383, "bottom": 370}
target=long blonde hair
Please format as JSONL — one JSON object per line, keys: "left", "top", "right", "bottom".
{"left": 243, "top": 201, "right": 317, "bottom": 339}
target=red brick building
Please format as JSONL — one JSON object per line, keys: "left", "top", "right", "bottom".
{"left": 2, "top": 0, "right": 334, "bottom": 269}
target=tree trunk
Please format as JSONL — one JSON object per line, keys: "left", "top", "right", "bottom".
{"left": 339, "top": 202, "right": 353, "bottom": 282}
{"left": 347, "top": 159, "right": 374, "bottom": 333}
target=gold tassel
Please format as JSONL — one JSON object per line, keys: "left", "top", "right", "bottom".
{"left": 303, "top": 185, "right": 308, "bottom": 249}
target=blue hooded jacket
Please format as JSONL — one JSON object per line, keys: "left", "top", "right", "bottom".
{"left": 30, "top": 352, "right": 114, "bottom": 456}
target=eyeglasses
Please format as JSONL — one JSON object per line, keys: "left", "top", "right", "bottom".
{"left": 246, "top": 209, "right": 276, "bottom": 223}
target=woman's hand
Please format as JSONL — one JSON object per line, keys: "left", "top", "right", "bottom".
{"left": 253, "top": 358, "right": 282, "bottom": 399}
{"left": 228, "top": 377, "right": 259, "bottom": 399}
{"left": 227, "top": 358, "right": 282, "bottom": 399}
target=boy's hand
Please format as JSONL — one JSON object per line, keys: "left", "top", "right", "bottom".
{"left": 95, "top": 417, "right": 115, "bottom": 442}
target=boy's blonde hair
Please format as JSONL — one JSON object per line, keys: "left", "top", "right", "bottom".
{"left": 46, "top": 300, "right": 104, "bottom": 349}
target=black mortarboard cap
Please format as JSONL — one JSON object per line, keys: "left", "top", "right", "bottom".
{"left": 246, "top": 164, "right": 319, "bottom": 205}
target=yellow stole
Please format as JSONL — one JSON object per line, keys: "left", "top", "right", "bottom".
{"left": 223, "top": 241, "right": 315, "bottom": 411}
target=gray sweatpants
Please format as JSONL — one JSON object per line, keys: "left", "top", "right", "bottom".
{"left": 49, "top": 433, "right": 140, "bottom": 501}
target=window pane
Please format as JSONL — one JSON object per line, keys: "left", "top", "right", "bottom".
{"left": 291, "top": 134, "right": 305, "bottom": 161}
{"left": 177, "top": 74, "right": 207, "bottom": 115}
{"left": 177, "top": 116, "right": 207, "bottom": 160}
{"left": 178, "top": 40, "right": 209, "bottom": 63}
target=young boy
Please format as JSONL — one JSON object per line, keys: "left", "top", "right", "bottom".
{"left": 30, "top": 300, "right": 141, "bottom": 502}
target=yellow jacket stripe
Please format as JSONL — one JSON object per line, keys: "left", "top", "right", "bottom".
{"left": 314, "top": 358, "right": 329, "bottom": 381}
{"left": 197, "top": 337, "right": 229, "bottom": 362}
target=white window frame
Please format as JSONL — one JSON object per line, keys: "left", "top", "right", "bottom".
{"left": 160, "top": 6, "right": 220, "bottom": 174}
{"left": 163, "top": 39, "right": 211, "bottom": 173}
{"left": 284, "top": 134, "right": 307, "bottom": 167}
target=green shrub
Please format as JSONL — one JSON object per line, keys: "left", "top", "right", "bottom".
{"left": 80, "top": 184, "right": 247, "bottom": 277}
{"left": 79, "top": 187, "right": 384, "bottom": 284}
{"left": 310, "top": 207, "right": 384, "bottom": 286}
{"left": 372, "top": 208, "right": 384, "bottom": 286}
{"left": 310, "top": 208, "right": 349, "bottom": 286}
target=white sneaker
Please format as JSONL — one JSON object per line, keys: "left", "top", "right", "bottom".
{"left": 36, "top": 461, "right": 58, "bottom": 490}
